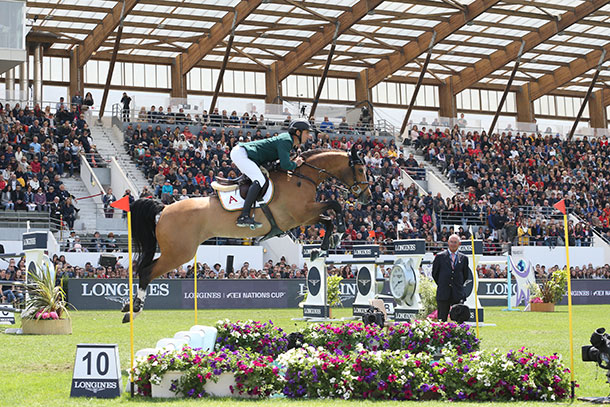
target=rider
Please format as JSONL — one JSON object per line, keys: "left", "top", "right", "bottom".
{"left": 230, "top": 119, "right": 312, "bottom": 229}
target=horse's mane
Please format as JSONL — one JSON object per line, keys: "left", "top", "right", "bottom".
{"left": 300, "top": 148, "right": 347, "bottom": 159}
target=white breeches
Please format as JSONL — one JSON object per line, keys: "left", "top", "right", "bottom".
{"left": 230, "top": 146, "right": 266, "bottom": 185}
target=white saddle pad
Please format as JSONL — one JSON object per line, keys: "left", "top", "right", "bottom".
{"left": 217, "top": 181, "right": 274, "bottom": 212}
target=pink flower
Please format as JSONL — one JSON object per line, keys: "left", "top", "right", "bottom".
{"left": 49, "top": 311, "right": 59, "bottom": 320}
{"left": 42, "top": 312, "right": 50, "bottom": 320}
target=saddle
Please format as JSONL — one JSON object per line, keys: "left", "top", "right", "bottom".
{"left": 212, "top": 167, "right": 270, "bottom": 200}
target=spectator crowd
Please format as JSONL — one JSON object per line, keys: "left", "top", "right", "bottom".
{"left": 0, "top": 96, "right": 99, "bottom": 229}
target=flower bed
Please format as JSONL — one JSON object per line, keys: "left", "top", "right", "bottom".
{"left": 133, "top": 347, "right": 278, "bottom": 398}
{"left": 301, "top": 320, "right": 479, "bottom": 355}
{"left": 215, "top": 319, "right": 288, "bottom": 356}
{"left": 132, "top": 320, "right": 570, "bottom": 401}
{"left": 278, "top": 347, "right": 571, "bottom": 401}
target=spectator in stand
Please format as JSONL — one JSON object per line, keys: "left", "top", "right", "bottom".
{"left": 71, "top": 91, "right": 83, "bottom": 109}
{"left": 320, "top": 116, "right": 334, "bottom": 132}
{"left": 102, "top": 188, "right": 117, "bottom": 218}
{"left": 83, "top": 92, "right": 94, "bottom": 111}
{"left": 120, "top": 92, "right": 131, "bottom": 121}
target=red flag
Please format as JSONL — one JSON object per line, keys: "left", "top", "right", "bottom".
{"left": 110, "top": 195, "right": 131, "bottom": 212}
{"left": 553, "top": 199, "right": 566, "bottom": 215}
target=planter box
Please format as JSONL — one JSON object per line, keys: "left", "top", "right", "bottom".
{"left": 204, "top": 372, "right": 237, "bottom": 397}
{"left": 151, "top": 371, "right": 183, "bottom": 398}
{"left": 151, "top": 371, "right": 255, "bottom": 399}
{"left": 22, "top": 318, "right": 72, "bottom": 335}
{"left": 530, "top": 302, "right": 555, "bottom": 312}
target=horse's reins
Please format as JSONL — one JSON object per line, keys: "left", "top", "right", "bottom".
{"left": 297, "top": 159, "right": 370, "bottom": 199}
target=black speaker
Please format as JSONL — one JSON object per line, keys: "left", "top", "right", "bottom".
{"left": 99, "top": 255, "right": 117, "bottom": 268}
{"left": 226, "top": 255, "right": 234, "bottom": 275}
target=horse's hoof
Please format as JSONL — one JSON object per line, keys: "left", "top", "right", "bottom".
{"left": 122, "top": 313, "right": 131, "bottom": 324}
{"left": 310, "top": 249, "right": 328, "bottom": 261}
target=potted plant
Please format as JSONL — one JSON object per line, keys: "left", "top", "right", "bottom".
{"left": 21, "top": 264, "right": 73, "bottom": 335}
{"left": 528, "top": 268, "right": 568, "bottom": 312}
{"left": 300, "top": 275, "right": 343, "bottom": 318}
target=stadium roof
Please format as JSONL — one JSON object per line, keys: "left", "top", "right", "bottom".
{"left": 26, "top": 0, "right": 610, "bottom": 95}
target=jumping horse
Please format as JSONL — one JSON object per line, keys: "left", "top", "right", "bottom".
{"left": 122, "top": 146, "right": 371, "bottom": 322}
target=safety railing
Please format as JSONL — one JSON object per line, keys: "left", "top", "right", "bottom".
{"left": 112, "top": 103, "right": 403, "bottom": 138}
{"left": 57, "top": 229, "right": 254, "bottom": 252}
{"left": 402, "top": 166, "right": 426, "bottom": 181}
{"left": 0, "top": 210, "right": 62, "bottom": 231}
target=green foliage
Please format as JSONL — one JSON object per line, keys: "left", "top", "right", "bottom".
{"left": 327, "top": 275, "right": 343, "bottom": 307}
{"left": 23, "top": 264, "right": 73, "bottom": 320}
{"left": 302, "top": 274, "right": 344, "bottom": 308}
{"left": 418, "top": 276, "right": 437, "bottom": 318}
{"left": 529, "top": 268, "right": 568, "bottom": 304}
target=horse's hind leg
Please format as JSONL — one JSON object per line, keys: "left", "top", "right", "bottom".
{"left": 122, "top": 244, "right": 201, "bottom": 323}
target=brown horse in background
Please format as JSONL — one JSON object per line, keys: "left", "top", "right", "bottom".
{"left": 122, "top": 146, "right": 371, "bottom": 322}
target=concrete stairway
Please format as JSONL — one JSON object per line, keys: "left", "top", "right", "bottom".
{"left": 62, "top": 176, "right": 99, "bottom": 232}
{"left": 401, "top": 144, "right": 461, "bottom": 195}
{"left": 89, "top": 124, "right": 152, "bottom": 196}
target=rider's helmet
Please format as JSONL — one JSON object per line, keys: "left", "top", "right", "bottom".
{"left": 288, "top": 119, "right": 313, "bottom": 137}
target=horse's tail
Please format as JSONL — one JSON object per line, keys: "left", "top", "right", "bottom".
{"left": 131, "top": 198, "right": 165, "bottom": 282}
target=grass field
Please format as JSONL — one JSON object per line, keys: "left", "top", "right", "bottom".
{"left": 1, "top": 305, "right": 609, "bottom": 406}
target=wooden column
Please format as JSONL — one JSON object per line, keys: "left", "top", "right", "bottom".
{"left": 265, "top": 63, "right": 280, "bottom": 104}
{"left": 170, "top": 56, "right": 187, "bottom": 100}
{"left": 438, "top": 78, "right": 456, "bottom": 123}
{"left": 589, "top": 89, "right": 608, "bottom": 130}
{"left": 516, "top": 84, "right": 535, "bottom": 124}
{"left": 69, "top": 47, "right": 84, "bottom": 101}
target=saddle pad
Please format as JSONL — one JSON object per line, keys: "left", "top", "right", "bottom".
{"left": 217, "top": 180, "right": 274, "bottom": 212}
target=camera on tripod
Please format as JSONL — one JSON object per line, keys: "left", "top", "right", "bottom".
{"left": 582, "top": 327, "right": 610, "bottom": 370}
{"left": 362, "top": 307, "right": 385, "bottom": 327}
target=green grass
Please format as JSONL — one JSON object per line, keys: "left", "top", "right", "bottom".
{"left": 1, "top": 306, "right": 609, "bottom": 406}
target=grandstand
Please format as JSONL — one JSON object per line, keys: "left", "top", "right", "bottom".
{"left": 1, "top": 0, "right": 610, "bottom": 289}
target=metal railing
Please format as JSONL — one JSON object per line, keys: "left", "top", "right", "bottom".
{"left": 0, "top": 210, "right": 62, "bottom": 231}
{"left": 112, "top": 103, "right": 401, "bottom": 139}
{"left": 57, "top": 230, "right": 254, "bottom": 252}
{"left": 402, "top": 166, "right": 426, "bottom": 181}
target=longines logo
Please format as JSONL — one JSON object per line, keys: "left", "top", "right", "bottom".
{"left": 395, "top": 244, "right": 416, "bottom": 252}
{"left": 72, "top": 380, "right": 117, "bottom": 394}
{"left": 309, "top": 279, "right": 320, "bottom": 286}
{"left": 80, "top": 282, "right": 169, "bottom": 305}
{"left": 358, "top": 279, "right": 370, "bottom": 286}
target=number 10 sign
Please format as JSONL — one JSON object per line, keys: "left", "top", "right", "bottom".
{"left": 70, "top": 344, "right": 122, "bottom": 398}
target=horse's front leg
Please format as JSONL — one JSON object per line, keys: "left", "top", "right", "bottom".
{"left": 321, "top": 200, "right": 345, "bottom": 233}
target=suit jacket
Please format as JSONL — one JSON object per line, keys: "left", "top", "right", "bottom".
{"left": 431, "top": 250, "right": 471, "bottom": 302}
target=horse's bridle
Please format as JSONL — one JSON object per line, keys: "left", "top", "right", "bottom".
{"left": 298, "top": 153, "right": 370, "bottom": 200}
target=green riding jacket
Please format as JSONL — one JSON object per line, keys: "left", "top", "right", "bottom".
{"left": 241, "top": 133, "right": 297, "bottom": 171}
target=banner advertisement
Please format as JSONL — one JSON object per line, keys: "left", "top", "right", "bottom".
{"left": 66, "top": 279, "right": 610, "bottom": 310}
{"left": 67, "top": 279, "right": 368, "bottom": 310}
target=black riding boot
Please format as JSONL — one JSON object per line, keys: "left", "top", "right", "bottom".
{"left": 236, "top": 181, "right": 263, "bottom": 229}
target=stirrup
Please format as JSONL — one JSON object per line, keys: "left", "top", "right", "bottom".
{"left": 237, "top": 216, "right": 262, "bottom": 229}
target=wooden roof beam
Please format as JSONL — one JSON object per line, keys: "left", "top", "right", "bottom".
{"left": 178, "top": 0, "right": 263, "bottom": 75}
{"left": 448, "top": 0, "right": 609, "bottom": 95}
{"left": 523, "top": 45, "right": 610, "bottom": 101}
{"left": 273, "top": 0, "right": 385, "bottom": 82}
{"left": 76, "top": 0, "right": 140, "bottom": 68}
{"left": 364, "top": 0, "right": 501, "bottom": 89}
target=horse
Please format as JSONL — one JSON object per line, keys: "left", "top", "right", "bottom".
{"left": 122, "top": 146, "right": 372, "bottom": 322}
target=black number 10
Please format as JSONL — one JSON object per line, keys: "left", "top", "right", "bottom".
{"left": 82, "top": 351, "right": 109, "bottom": 375}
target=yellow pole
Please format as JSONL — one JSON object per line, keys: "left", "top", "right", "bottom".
{"left": 470, "top": 233, "right": 480, "bottom": 339}
{"left": 563, "top": 213, "right": 575, "bottom": 396}
{"left": 127, "top": 211, "right": 135, "bottom": 395}
{"left": 193, "top": 254, "right": 198, "bottom": 325}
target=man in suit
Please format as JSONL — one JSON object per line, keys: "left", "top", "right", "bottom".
{"left": 432, "top": 234, "right": 471, "bottom": 321}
